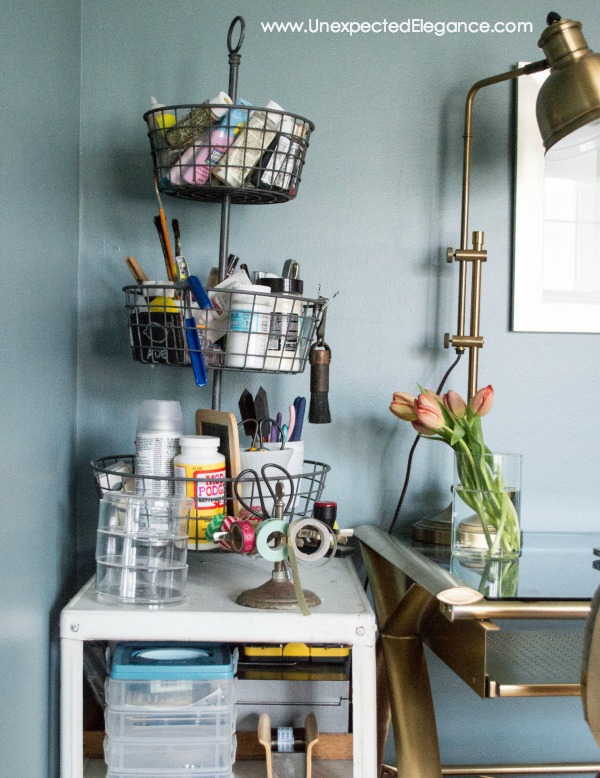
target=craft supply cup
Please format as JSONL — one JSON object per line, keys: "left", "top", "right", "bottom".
{"left": 238, "top": 448, "right": 293, "bottom": 516}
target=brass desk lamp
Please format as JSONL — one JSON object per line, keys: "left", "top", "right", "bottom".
{"left": 447, "top": 12, "right": 600, "bottom": 399}
{"left": 414, "top": 12, "right": 600, "bottom": 546}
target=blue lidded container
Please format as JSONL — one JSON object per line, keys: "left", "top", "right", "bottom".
{"left": 110, "top": 642, "right": 235, "bottom": 681}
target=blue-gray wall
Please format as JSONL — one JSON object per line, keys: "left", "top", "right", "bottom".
{"left": 0, "top": 0, "right": 81, "bottom": 775}
{"left": 3, "top": 0, "right": 600, "bottom": 774}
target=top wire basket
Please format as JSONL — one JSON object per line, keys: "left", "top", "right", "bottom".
{"left": 145, "top": 103, "right": 314, "bottom": 205}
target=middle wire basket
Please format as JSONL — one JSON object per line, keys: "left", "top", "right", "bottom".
{"left": 91, "top": 455, "right": 330, "bottom": 552}
{"left": 125, "top": 284, "right": 325, "bottom": 374}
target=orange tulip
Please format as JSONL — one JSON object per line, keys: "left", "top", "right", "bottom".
{"left": 411, "top": 420, "right": 436, "bottom": 436}
{"left": 390, "top": 391, "right": 417, "bottom": 422}
{"left": 469, "top": 385, "right": 494, "bottom": 417}
{"left": 444, "top": 390, "right": 467, "bottom": 419}
{"left": 415, "top": 393, "right": 444, "bottom": 431}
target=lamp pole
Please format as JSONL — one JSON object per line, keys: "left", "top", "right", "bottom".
{"left": 445, "top": 60, "right": 550, "bottom": 399}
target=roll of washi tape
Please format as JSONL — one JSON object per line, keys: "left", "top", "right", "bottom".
{"left": 229, "top": 519, "right": 256, "bottom": 555}
{"left": 204, "top": 513, "right": 225, "bottom": 543}
{"left": 277, "top": 727, "right": 295, "bottom": 753}
{"left": 255, "top": 519, "right": 289, "bottom": 562}
{"left": 218, "top": 515, "right": 236, "bottom": 551}
{"left": 288, "top": 518, "right": 332, "bottom": 563}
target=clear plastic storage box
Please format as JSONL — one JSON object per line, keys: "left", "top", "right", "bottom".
{"left": 104, "top": 735, "right": 236, "bottom": 773}
{"left": 105, "top": 707, "right": 236, "bottom": 740}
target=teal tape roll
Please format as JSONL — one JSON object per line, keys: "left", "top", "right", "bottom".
{"left": 255, "top": 519, "right": 288, "bottom": 562}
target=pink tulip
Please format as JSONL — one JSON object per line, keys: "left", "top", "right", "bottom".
{"left": 444, "top": 390, "right": 467, "bottom": 419}
{"left": 390, "top": 391, "right": 417, "bottom": 422}
{"left": 469, "top": 385, "right": 494, "bottom": 416}
{"left": 424, "top": 388, "right": 443, "bottom": 403}
{"left": 411, "top": 420, "right": 436, "bottom": 436}
{"left": 415, "top": 393, "right": 444, "bottom": 431}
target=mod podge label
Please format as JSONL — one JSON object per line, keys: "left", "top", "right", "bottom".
{"left": 174, "top": 461, "right": 225, "bottom": 517}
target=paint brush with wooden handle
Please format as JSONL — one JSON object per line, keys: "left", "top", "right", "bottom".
{"left": 153, "top": 177, "right": 176, "bottom": 281}
{"left": 125, "top": 256, "right": 149, "bottom": 284}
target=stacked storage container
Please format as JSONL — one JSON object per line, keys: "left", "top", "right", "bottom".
{"left": 105, "top": 642, "right": 237, "bottom": 777}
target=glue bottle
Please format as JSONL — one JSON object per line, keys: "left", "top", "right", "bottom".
{"left": 146, "top": 98, "right": 178, "bottom": 183}
{"left": 134, "top": 400, "right": 183, "bottom": 496}
{"left": 174, "top": 436, "right": 226, "bottom": 550}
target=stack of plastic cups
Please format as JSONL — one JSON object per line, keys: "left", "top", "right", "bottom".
{"left": 95, "top": 493, "right": 193, "bottom": 605}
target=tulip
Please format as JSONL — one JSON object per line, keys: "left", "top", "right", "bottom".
{"left": 411, "top": 420, "right": 436, "bottom": 436}
{"left": 424, "top": 388, "right": 443, "bottom": 403}
{"left": 415, "top": 393, "right": 444, "bottom": 431}
{"left": 444, "top": 390, "right": 467, "bottom": 419}
{"left": 469, "top": 385, "right": 494, "bottom": 417}
{"left": 390, "top": 391, "right": 417, "bottom": 422}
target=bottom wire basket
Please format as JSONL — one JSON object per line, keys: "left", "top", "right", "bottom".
{"left": 91, "top": 455, "right": 330, "bottom": 552}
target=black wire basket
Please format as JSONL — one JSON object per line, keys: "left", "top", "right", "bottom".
{"left": 144, "top": 103, "right": 314, "bottom": 205}
{"left": 91, "top": 455, "right": 330, "bottom": 552}
{"left": 124, "top": 284, "right": 325, "bottom": 374}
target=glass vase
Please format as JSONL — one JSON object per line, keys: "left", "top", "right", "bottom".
{"left": 452, "top": 452, "right": 522, "bottom": 560}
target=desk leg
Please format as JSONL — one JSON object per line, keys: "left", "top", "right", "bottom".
{"left": 361, "top": 544, "right": 442, "bottom": 778}
{"left": 352, "top": 642, "right": 378, "bottom": 778}
{"left": 61, "top": 637, "right": 84, "bottom": 778}
{"left": 381, "top": 584, "right": 442, "bottom": 778}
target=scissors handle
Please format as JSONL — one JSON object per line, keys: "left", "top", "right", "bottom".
{"left": 260, "top": 464, "right": 295, "bottom": 515}
{"left": 233, "top": 468, "right": 268, "bottom": 520}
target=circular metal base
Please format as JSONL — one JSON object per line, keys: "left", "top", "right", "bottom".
{"left": 456, "top": 515, "right": 494, "bottom": 549}
{"left": 411, "top": 504, "right": 452, "bottom": 545}
{"left": 236, "top": 578, "right": 321, "bottom": 610}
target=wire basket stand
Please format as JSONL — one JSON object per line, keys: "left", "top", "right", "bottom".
{"left": 142, "top": 16, "right": 316, "bottom": 408}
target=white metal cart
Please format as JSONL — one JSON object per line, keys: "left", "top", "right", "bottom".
{"left": 60, "top": 553, "right": 377, "bottom": 778}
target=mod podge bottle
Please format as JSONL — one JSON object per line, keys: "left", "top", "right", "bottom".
{"left": 174, "top": 436, "right": 226, "bottom": 550}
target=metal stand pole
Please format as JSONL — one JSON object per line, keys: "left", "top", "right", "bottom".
{"left": 212, "top": 16, "right": 245, "bottom": 411}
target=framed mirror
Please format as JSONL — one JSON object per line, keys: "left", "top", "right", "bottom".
{"left": 512, "top": 63, "right": 600, "bottom": 332}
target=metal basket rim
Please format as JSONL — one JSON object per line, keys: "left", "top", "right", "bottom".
{"left": 143, "top": 104, "right": 315, "bottom": 133}
{"left": 91, "top": 455, "right": 330, "bottom": 483}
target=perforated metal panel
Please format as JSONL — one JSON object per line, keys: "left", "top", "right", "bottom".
{"left": 427, "top": 615, "right": 584, "bottom": 697}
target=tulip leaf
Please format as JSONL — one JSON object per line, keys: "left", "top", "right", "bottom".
{"left": 451, "top": 425, "right": 466, "bottom": 446}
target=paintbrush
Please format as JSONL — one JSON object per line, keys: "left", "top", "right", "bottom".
{"left": 153, "top": 216, "right": 171, "bottom": 277}
{"left": 125, "top": 256, "right": 149, "bottom": 284}
{"left": 172, "top": 218, "right": 182, "bottom": 257}
{"left": 153, "top": 177, "right": 176, "bottom": 281}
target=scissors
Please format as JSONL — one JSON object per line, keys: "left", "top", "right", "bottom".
{"left": 233, "top": 464, "right": 295, "bottom": 520}
{"left": 237, "top": 418, "right": 286, "bottom": 451}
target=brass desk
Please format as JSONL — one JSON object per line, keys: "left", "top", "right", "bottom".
{"left": 355, "top": 526, "right": 600, "bottom": 777}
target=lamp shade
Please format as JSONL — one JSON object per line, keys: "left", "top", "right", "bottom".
{"left": 536, "top": 17, "right": 600, "bottom": 157}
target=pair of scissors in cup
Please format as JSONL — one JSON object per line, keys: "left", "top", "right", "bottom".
{"left": 233, "top": 465, "right": 295, "bottom": 520}
{"left": 237, "top": 418, "right": 286, "bottom": 451}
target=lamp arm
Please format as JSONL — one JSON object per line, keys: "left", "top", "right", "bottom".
{"left": 460, "top": 58, "right": 549, "bottom": 249}
{"left": 450, "top": 58, "right": 549, "bottom": 399}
